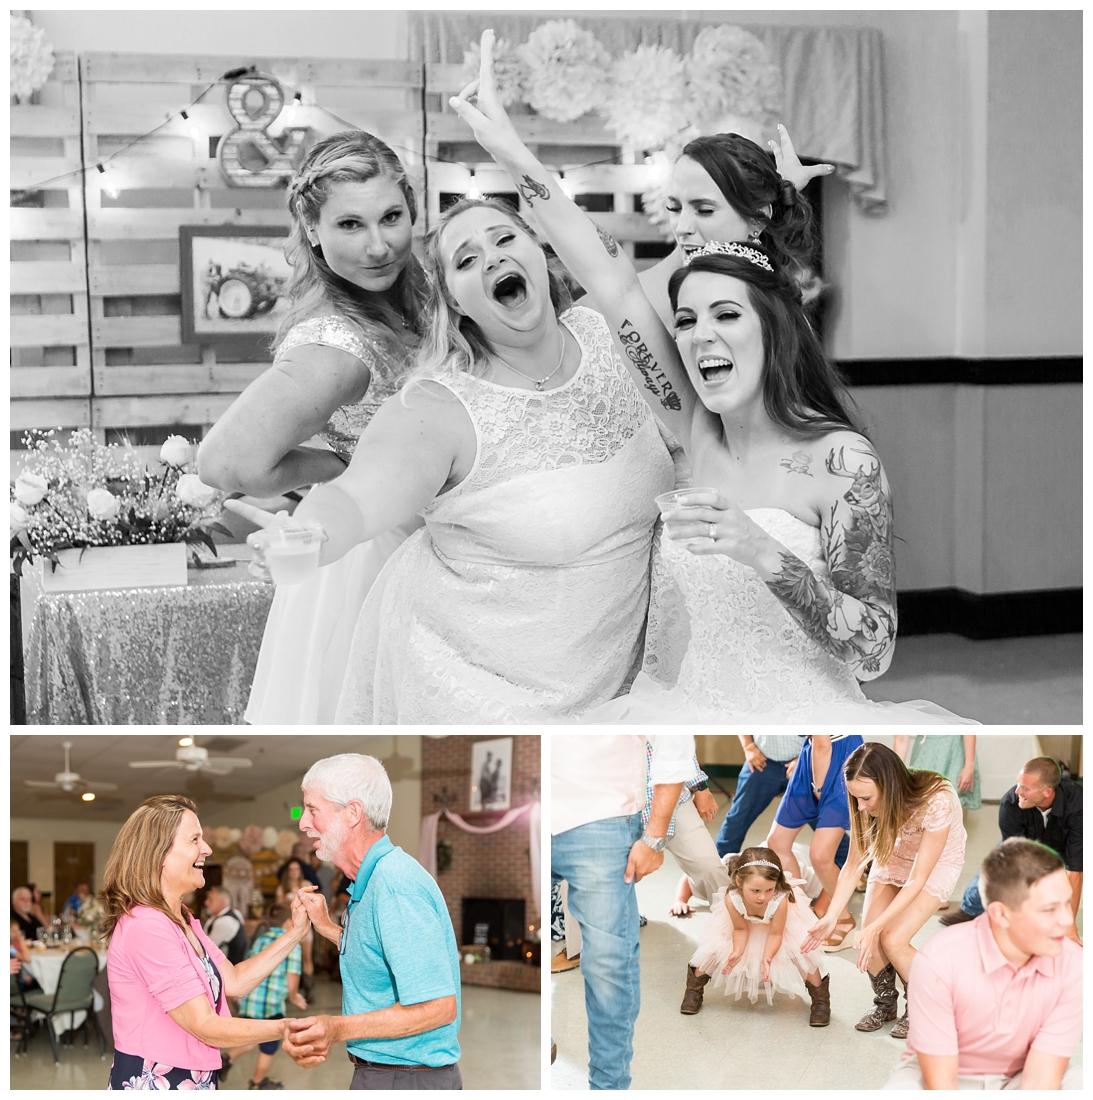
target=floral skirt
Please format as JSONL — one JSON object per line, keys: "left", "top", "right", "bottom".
{"left": 108, "top": 1051, "right": 218, "bottom": 1090}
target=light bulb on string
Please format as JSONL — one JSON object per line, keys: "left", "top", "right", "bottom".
{"left": 285, "top": 90, "right": 303, "bottom": 123}
{"left": 96, "top": 163, "right": 119, "bottom": 199}
{"left": 465, "top": 167, "right": 483, "bottom": 201}
{"left": 179, "top": 110, "right": 202, "bottom": 144}
{"left": 559, "top": 171, "right": 575, "bottom": 200}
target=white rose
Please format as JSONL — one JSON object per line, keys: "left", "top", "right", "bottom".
{"left": 86, "top": 487, "right": 120, "bottom": 520}
{"left": 10, "top": 501, "right": 29, "bottom": 534}
{"left": 159, "top": 434, "right": 192, "bottom": 467}
{"left": 14, "top": 470, "right": 48, "bottom": 505}
{"left": 175, "top": 473, "right": 218, "bottom": 507}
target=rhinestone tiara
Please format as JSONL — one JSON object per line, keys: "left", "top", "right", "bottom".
{"left": 739, "top": 859, "right": 780, "bottom": 870}
{"left": 685, "top": 240, "right": 773, "bottom": 272}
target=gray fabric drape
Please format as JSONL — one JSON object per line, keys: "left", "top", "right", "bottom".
{"left": 410, "top": 12, "right": 887, "bottom": 213}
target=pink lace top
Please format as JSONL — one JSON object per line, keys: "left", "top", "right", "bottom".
{"left": 868, "top": 783, "right": 967, "bottom": 900}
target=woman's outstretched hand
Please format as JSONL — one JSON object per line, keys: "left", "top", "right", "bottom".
{"left": 800, "top": 914, "right": 835, "bottom": 954}
{"left": 448, "top": 29, "right": 524, "bottom": 159}
{"left": 769, "top": 124, "right": 836, "bottom": 191}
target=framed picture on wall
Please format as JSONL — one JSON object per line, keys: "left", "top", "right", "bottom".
{"left": 469, "top": 737, "right": 512, "bottom": 812}
{"left": 179, "top": 225, "right": 291, "bottom": 355}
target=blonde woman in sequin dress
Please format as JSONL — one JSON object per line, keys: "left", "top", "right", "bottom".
{"left": 200, "top": 132, "right": 428, "bottom": 723}
{"left": 232, "top": 197, "right": 674, "bottom": 722}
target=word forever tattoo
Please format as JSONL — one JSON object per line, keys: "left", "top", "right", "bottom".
{"left": 617, "top": 319, "right": 682, "bottom": 411}
{"left": 595, "top": 224, "right": 620, "bottom": 258}
{"left": 767, "top": 443, "right": 896, "bottom": 677}
{"left": 517, "top": 175, "right": 550, "bottom": 204}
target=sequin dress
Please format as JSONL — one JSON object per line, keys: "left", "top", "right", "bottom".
{"left": 587, "top": 509, "right": 977, "bottom": 723}
{"left": 868, "top": 783, "right": 968, "bottom": 900}
{"left": 690, "top": 882, "right": 827, "bottom": 1006}
{"left": 245, "top": 314, "right": 422, "bottom": 725}
{"left": 334, "top": 305, "right": 675, "bottom": 724}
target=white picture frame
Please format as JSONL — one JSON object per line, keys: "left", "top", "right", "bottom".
{"left": 469, "top": 737, "right": 513, "bottom": 812}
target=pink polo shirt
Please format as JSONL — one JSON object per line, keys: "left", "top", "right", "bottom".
{"left": 906, "top": 914, "right": 1082, "bottom": 1077}
{"left": 107, "top": 906, "right": 231, "bottom": 1070}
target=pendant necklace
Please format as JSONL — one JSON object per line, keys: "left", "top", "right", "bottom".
{"left": 493, "top": 332, "right": 567, "bottom": 391}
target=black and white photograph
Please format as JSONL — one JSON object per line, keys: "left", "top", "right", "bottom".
{"left": 10, "top": 733, "right": 542, "bottom": 1090}
{"left": 9, "top": 8, "right": 1081, "bottom": 727}
{"left": 470, "top": 737, "right": 513, "bottom": 812}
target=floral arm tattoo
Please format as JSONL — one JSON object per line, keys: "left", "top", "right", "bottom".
{"left": 765, "top": 443, "right": 896, "bottom": 679}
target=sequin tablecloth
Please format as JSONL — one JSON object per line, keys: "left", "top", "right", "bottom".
{"left": 20, "top": 553, "right": 274, "bottom": 724}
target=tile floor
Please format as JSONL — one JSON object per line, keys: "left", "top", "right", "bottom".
{"left": 551, "top": 792, "right": 1083, "bottom": 1090}
{"left": 11, "top": 974, "right": 540, "bottom": 1090}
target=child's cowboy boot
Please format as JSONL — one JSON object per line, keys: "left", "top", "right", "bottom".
{"left": 680, "top": 965, "right": 711, "bottom": 1014}
{"left": 855, "top": 962, "right": 898, "bottom": 1031}
{"left": 807, "top": 973, "right": 831, "bottom": 1026}
{"left": 890, "top": 974, "right": 910, "bottom": 1039}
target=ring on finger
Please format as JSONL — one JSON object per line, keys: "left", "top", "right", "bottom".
{"left": 708, "top": 522, "right": 717, "bottom": 540}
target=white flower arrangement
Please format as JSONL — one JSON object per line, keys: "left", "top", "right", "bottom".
{"left": 10, "top": 13, "right": 55, "bottom": 102}
{"left": 461, "top": 35, "right": 528, "bottom": 109}
{"left": 603, "top": 45, "right": 689, "bottom": 151}
{"left": 685, "top": 24, "right": 784, "bottom": 134}
{"left": 518, "top": 19, "right": 610, "bottom": 123}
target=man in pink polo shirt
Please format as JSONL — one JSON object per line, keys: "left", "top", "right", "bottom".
{"left": 885, "top": 838, "right": 1082, "bottom": 1090}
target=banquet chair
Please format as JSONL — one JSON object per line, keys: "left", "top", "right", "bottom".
{"left": 10, "top": 974, "right": 31, "bottom": 1056}
{"left": 20, "top": 947, "right": 104, "bottom": 1063}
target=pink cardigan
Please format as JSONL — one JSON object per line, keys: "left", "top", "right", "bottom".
{"left": 107, "top": 906, "right": 231, "bottom": 1070}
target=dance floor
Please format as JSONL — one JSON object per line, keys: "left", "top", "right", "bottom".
{"left": 550, "top": 792, "right": 1083, "bottom": 1090}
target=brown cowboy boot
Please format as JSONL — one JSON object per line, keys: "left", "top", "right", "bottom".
{"left": 855, "top": 963, "right": 898, "bottom": 1031}
{"left": 807, "top": 973, "right": 831, "bottom": 1026}
{"left": 890, "top": 974, "right": 910, "bottom": 1039}
{"left": 680, "top": 965, "right": 711, "bottom": 1014}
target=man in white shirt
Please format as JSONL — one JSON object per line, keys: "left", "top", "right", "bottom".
{"left": 552, "top": 735, "right": 695, "bottom": 1091}
{"left": 202, "top": 885, "right": 248, "bottom": 965}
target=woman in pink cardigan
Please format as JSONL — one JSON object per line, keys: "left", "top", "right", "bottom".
{"left": 103, "top": 795, "right": 313, "bottom": 1089}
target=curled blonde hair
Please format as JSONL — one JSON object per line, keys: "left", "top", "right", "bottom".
{"left": 101, "top": 795, "right": 198, "bottom": 940}
{"left": 844, "top": 743, "right": 950, "bottom": 867}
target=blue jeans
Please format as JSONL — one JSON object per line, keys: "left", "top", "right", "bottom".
{"left": 961, "top": 869, "right": 986, "bottom": 915}
{"left": 552, "top": 814, "right": 642, "bottom": 1091}
{"left": 715, "top": 757, "right": 794, "bottom": 857}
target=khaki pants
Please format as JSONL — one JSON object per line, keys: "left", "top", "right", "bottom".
{"left": 884, "top": 1054, "right": 1083, "bottom": 1090}
{"left": 667, "top": 798, "right": 730, "bottom": 905}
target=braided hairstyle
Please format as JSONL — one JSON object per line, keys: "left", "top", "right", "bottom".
{"left": 679, "top": 133, "right": 821, "bottom": 305}
{"left": 668, "top": 242, "right": 864, "bottom": 440}
{"left": 277, "top": 130, "right": 428, "bottom": 360}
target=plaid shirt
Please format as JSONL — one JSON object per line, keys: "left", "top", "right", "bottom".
{"left": 641, "top": 741, "right": 707, "bottom": 837}
{"left": 236, "top": 927, "right": 301, "bottom": 1020}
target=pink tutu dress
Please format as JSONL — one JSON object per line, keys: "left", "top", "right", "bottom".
{"left": 690, "top": 881, "right": 828, "bottom": 1006}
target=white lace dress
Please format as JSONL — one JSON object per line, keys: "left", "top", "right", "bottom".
{"left": 245, "top": 314, "right": 422, "bottom": 725}
{"left": 334, "top": 305, "right": 675, "bottom": 724}
{"left": 587, "top": 508, "right": 976, "bottom": 723}
{"left": 690, "top": 883, "right": 827, "bottom": 1006}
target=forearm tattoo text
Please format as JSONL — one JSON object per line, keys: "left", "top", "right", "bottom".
{"left": 617, "top": 319, "right": 682, "bottom": 411}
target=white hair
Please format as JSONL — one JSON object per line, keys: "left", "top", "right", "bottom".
{"left": 302, "top": 754, "right": 392, "bottom": 832}
{"left": 12, "top": 887, "right": 31, "bottom": 904}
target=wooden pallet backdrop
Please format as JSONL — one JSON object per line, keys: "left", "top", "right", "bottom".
{"left": 10, "top": 51, "right": 91, "bottom": 438}
{"left": 11, "top": 50, "right": 674, "bottom": 446}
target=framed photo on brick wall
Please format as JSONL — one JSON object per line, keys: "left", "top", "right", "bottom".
{"left": 470, "top": 737, "right": 512, "bottom": 812}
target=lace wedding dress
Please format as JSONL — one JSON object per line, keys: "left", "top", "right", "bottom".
{"left": 245, "top": 314, "right": 422, "bottom": 725}
{"left": 335, "top": 306, "right": 675, "bottom": 724}
{"left": 588, "top": 507, "right": 976, "bottom": 724}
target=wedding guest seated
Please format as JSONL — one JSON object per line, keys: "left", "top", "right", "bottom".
{"left": 941, "top": 757, "right": 1081, "bottom": 944}
{"left": 10, "top": 887, "right": 45, "bottom": 942}
{"left": 884, "top": 839, "right": 1082, "bottom": 1090}
{"left": 62, "top": 880, "right": 92, "bottom": 916}
{"left": 25, "top": 884, "right": 50, "bottom": 932}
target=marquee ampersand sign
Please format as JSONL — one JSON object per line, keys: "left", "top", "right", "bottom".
{"left": 217, "top": 71, "right": 309, "bottom": 188}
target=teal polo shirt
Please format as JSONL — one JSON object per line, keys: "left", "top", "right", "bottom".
{"left": 341, "top": 834, "right": 461, "bottom": 1066}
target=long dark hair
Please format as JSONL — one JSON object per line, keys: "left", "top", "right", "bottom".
{"left": 679, "top": 133, "right": 820, "bottom": 303}
{"left": 668, "top": 246, "right": 865, "bottom": 439}
{"left": 278, "top": 129, "right": 428, "bottom": 360}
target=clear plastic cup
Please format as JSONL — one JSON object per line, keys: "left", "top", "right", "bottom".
{"left": 264, "top": 525, "right": 322, "bottom": 585}
{"left": 654, "top": 487, "right": 719, "bottom": 515}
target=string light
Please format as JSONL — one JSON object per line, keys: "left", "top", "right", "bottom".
{"left": 96, "top": 163, "right": 119, "bottom": 199}
{"left": 81, "top": 792, "right": 95, "bottom": 802}
{"left": 179, "top": 109, "right": 202, "bottom": 144}
{"left": 558, "top": 170, "right": 575, "bottom": 199}
{"left": 465, "top": 167, "right": 483, "bottom": 201}
{"left": 284, "top": 90, "right": 303, "bottom": 123}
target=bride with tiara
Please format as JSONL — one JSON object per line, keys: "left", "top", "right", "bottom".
{"left": 450, "top": 31, "right": 975, "bottom": 724}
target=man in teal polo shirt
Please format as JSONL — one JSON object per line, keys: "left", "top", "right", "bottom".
{"left": 284, "top": 753, "right": 462, "bottom": 1090}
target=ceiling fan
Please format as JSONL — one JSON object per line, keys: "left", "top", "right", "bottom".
{"left": 129, "top": 740, "right": 253, "bottom": 776}
{"left": 24, "top": 741, "right": 119, "bottom": 795}
{"left": 382, "top": 741, "right": 420, "bottom": 782}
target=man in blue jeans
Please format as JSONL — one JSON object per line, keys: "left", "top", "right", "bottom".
{"left": 715, "top": 735, "right": 804, "bottom": 857}
{"left": 552, "top": 736, "right": 695, "bottom": 1090}
{"left": 941, "top": 756, "right": 1082, "bottom": 944}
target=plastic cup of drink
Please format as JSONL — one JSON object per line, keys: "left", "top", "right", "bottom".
{"left": 264, "top": 525, "right": 322, "bottom": 585}
{"left": 654, "top": 487, "right": 719, "bottom": 515}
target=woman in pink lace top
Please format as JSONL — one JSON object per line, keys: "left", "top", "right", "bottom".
{"left": 800, "top": 742, "right": 966, "bottom": 1042}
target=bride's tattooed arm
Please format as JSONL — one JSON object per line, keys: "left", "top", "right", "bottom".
{"left": 764, "top": 441, "right": 896, "bottom": 679}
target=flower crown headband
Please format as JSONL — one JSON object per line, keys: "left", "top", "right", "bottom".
{"left": 739, "top": 859, "right": 780, "bottom": 870}
{"left": 685, "top": 240, "right": 773, "bottom": 272}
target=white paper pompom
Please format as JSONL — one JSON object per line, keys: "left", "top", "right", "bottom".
{"left": 604, "top": 45, "right": 688, "bottom": 150}
{"left": 262, "top": 826, "right": 279, "bottom": 850}
{"left": 10, "top": 14, "right": 55, "bottom": 102}
{"left": 685, "top": 24, "right": 784, "bottom": 134}
{"left": 519, "top": 20, "right": 610, "bottom": 123}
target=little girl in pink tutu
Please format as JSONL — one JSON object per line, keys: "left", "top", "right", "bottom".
{"left": 686, "top": 846, "right": 831, "bottom": 1026}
